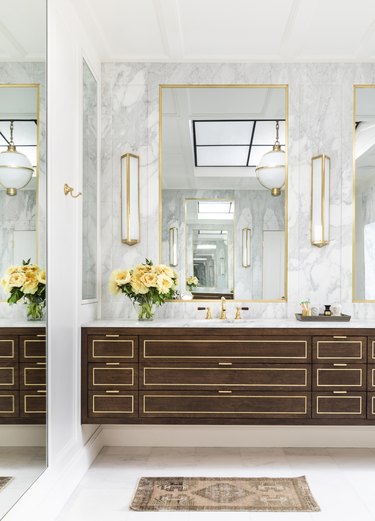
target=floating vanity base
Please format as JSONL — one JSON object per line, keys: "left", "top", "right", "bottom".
{"left": 81, "top": 325, "right": 375, "bottom": 425}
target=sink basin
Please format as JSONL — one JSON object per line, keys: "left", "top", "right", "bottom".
{"left": 192, "top": 318, "right": 253, "bottom": 324}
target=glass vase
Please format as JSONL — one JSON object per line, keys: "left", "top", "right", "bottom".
{"left": 25, "top": 301, "right": 45, "bottom": 321}
{"left": 134, "top": 301, "right": 156, "bottom": 321}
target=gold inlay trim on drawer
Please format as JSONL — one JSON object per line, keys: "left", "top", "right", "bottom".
{"left": 143, "top": 395, "right": 307, "bottom": 414}
{"left": 92, "top": 340, "right": 134, "bottom": 359}
{"left": 92, "top": 394, "right": 134, "bottom": 414}
{"left": 92, "top": 367, "right": 134, "bottom": 386}
{"left": 0, "top": 395, "right": 15, "bottom": 413}
{"left": 0, "top": 340, "right": 15, "bottom": 359}
{"left": 372, "top": 396, "right": 375, "bottom": 415}
{"left": 372, "top": 341, "right": 375, "bottom": 360}
{"left": 24, "top": 394, "right": 46, "bottom": 414}
{"left": 143, "top": 367, "right": 308, "bottom": 387}
{"left": 0, "top": 367, "right": 15, "bottom": 386}
{"left": 316, "top": 368, "right": 363, "bottom": 387}
{"left": 316, "top": 395, "right": 363, "bottom": 415}
{"left": 23, "top": 367, "right": 46, "bottom": 387}
{"left": 23, "top": 340, "right": 46, "bottom": 359}
{"left": 143, "top": 340, "right": 308, "bottom": 360}
{"left": 372, "top": 368, "right": 375, "bottom": 387}
{"left": 316, "top": 341, "right": 363, "bottom": 360}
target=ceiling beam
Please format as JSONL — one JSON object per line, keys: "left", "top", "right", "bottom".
{"left": 154, "top": 0, "right": 185, "bottom": 60}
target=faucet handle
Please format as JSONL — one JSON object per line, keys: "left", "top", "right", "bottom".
{"left": 197, "top": 306, "right": 212, "bottom": 320}
{"left": 235, "top": 306, "right": 241, "bottom": 320}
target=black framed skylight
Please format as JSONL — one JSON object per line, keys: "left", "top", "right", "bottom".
{"left": 192, "top": 119, "right": 285, "bottom": 167}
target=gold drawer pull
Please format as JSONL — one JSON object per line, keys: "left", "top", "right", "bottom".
{"left": 333, "top": 336, "right": 347, "bottom": 339}
{"left": 36, "top": 362, "right": 46, "bottom": 366}
{"left": 105, "top": 334, "right": 119, "bottom": 338}
{"left": 333, "top": 363, "right": 348, "bottom": 367}
{"left": 37, "top": 390, "right": 46, "bottom": 394}
{"left": 333, "top": 390, "right": 347, "bottom": 394}
{"left": 218, "top": 390, "right": 232, "bottom": 394}
{"left": 218, "top": 362, "right": 232, "bottom": 366}
{"left": 105, "top": 362, "right": 120, "bottom": 366}
{"left": 36, "top": 334, "right": 46, "bottom": 338}
{"left": 105, "top": 390, "right": 120, "bottom": 394}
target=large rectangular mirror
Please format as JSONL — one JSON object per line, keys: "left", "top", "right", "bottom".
{"left": 354, "top": 86, "right": 375, "bottom": 301}
{"left": 160, "top": 85, "right": 288, "bottom": 301}
{"left": 0, "top": 0, "right": 47, "bottom": 517}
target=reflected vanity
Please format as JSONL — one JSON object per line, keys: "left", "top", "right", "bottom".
{"left": 0, "top": 0, "right": 47, "bottom": 517}
{"left": 160, "top": 85, "right": 288, "bottom": 301}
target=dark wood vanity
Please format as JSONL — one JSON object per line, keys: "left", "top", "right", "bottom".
{"left": 81, "top": 326, "right": 375, "bottom": 425}
{"left": 0, "top": 327, "right": 46, "bottom": 423}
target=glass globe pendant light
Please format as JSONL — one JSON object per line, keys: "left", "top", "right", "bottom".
{"left": 0, "top": 121, "right": 34, "bottom": 196}
{"left": 255, "top": 120, "right": 285, "bottom": 197}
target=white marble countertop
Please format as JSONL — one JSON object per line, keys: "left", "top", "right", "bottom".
{"left": 82, "top": 318, "right": 375, "bottom": 329}
{"left": 0, "top": 319, "right": 46, "bottom": 328}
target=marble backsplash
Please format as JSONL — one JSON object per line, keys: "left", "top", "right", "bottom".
{"left": 100, "top": 62, "right": 375, "bottom": 320}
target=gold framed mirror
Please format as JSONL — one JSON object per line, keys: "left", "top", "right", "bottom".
{"left": 159, "top": 84, "right": 288, "bottom": 302}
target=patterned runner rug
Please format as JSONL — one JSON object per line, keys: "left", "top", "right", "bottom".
{"left": 0, "top": 477, "right": 12, "bottom": 492}
{"left": 130, "top": 476, "right": 320, "bottom": 512}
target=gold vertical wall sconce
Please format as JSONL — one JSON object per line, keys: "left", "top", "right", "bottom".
{"left": 311, "top": 154, "right": 330, "bottom": 247}
{"left": 121, "top": 153, "right": 140, "bottom": 245}
{"left": 242, "top": 228, "right": 251, "bottom": 267}
{"left": 169, "top": 227, "right": 178, "bottom": 266}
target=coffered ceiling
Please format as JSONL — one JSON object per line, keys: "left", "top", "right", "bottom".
{"left": 77, "top": 0, "right": 375, "bottom": 62}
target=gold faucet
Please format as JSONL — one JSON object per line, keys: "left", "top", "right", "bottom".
{"left": 220, "top": 296, "right": 227, "bottom": 320}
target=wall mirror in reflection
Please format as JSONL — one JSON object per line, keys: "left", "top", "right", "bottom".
{"left": 0, "top": 0, "right": 47, "bottom": 517}
{"left": 354, "top": 86, "right": 375, "bottom": 301}
{"left": 160, "top": 85, "right": 288, "bottom": 301}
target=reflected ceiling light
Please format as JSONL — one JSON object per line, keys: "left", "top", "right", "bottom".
{"left": 0, "top": 121, "right": 34, "bottom": 196}
{"left": 255, "top": 120, "right": 285, "bottom": 197}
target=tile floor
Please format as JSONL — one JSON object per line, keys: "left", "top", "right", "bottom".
{"left": 56, "top": 447, "right": 375, "bottom": 521}
{"left": 0, "top": 447, "right": 46, "bottom": 519}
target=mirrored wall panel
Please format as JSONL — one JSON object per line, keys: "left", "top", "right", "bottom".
{"left": 160, "top": 85, "right": 288, "bottom": 300}
{"left": 82, "top": 58, "right": 98, "bottom": 301}
{"left": 354, "top": 86, "right": 375, "bottom": 301}
{"left": 0, "top": 0, "right": 47, "bottom": 517}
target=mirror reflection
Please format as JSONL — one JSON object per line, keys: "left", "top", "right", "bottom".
{"left": 160, "top": 85, "right": 288, "bottom": 300}
{"left": 354, "top": 86, "right": 375, "bottom": 301}
{"left": 0, "top": 0, "right": 47, "bottom": 517}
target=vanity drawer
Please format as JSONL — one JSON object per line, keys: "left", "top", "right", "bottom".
{"left": 140, "top": 391, "right": 311, "bottom": 418}
{"left": 368, "top": 366, "right": 375, "bottom": 390}
{"left": 312, "top": 392, "right": 366, "bottom": 418}
{"left": 368, "top": 339, "right": 375, "bottom": 362}
{"left": 141, "top": 337, "right": 310, "bottom": 363}
{"left": 88, "top": 364, "right": 137, "bottom": 389}
{"left": 0, "top": 391, "right": 19, "bottom": 417}
{"left": 0, "top": 364, "right": 18, "bottom": 389}
{"left": 313, "top": 364, "right": 366, "bottom": 391}
{"left": 88, "top": 335, "right": 137, "bottom": 361}
{"left": 20, "top": 364, "right": 46, "bottom": 389}
{"left": 0, "top": 338, "right": 18, "bottom": 361}
{"left": 140, "top": 363, "right": 310, "bottom": 391}
{"left": 20, "top": 390, "right": 46, "bottom": 417}
{"left": 313, "top": 336, "right": 366, "bottom": 363}
{"left": 88, "top": 391, "right": 137, "bottom": 418}
{"left": 368, "top": 393, "right": 375, "bottom": 419}
{"left": 20, "top": 335, "right": 46, "bottom": 362}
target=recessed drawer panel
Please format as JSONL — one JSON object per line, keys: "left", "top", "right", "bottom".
{"left": 368, "top": 339, "right": 375, "bottom": 362}
{"left": 88, "top": 364, "right": 137, "bottom": 389}
{"left": 0, "top": 365, "right": 18, "bottom": 389}
{"left": 20, "top": 364, "right": 46, "bottom": 389}
{"left": 141, "top": 337, "right": 310, "bottom": 363}
{"left": 313, "top": 364, "right": 366, "bottom": 391}
{"left": 140, "top": 391, "right": 311, "bottom": 418}
{"left": 20, "top": 336, "right": 46, "bottom": 362}
{"left": 368, "top": 366, "right": 375, "bottom": 391}
{"left": 88, "top": 391, "right": 137, "bottom": 418}
{"left": 313, "top": 337, "right": 366, "bottom": 363}
{"left": 88, "top": 335, "right": 137, "bottom": 361}
{"left": 140, "top": 363, "right": 310, "bottom": 391}
{"left": 368, "top": 393, "right": 375, "bottom": 419}
{"left": 20, "top": 390, "right": 46, "bottom": 417}
{"left": 0, "top": 391, "right": 19, "bottom": 417}
{"left": 312, "top": 392, "right": 366, "bottom": 418}
{"left": 0, "top": 338, "right": 17, "bottom": 361}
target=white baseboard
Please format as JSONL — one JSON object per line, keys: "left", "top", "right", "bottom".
{"left": 101, "top": 425, "right": 375, "bottom": 448}
{"left": 2, "top": 426, "right": 104, "bottom": 521}
{"left": 0, "top": 426, "right": 46, "bottom": 446}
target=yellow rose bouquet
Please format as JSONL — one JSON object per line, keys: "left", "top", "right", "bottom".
{"left": 1, "top": 259, "right": 46, "bottom": 321}
{"left": 109, "top": 259, "right": 179, "bottom": 320}
{"left": 186, "top": 275, "right": 198, "bottom": 292}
